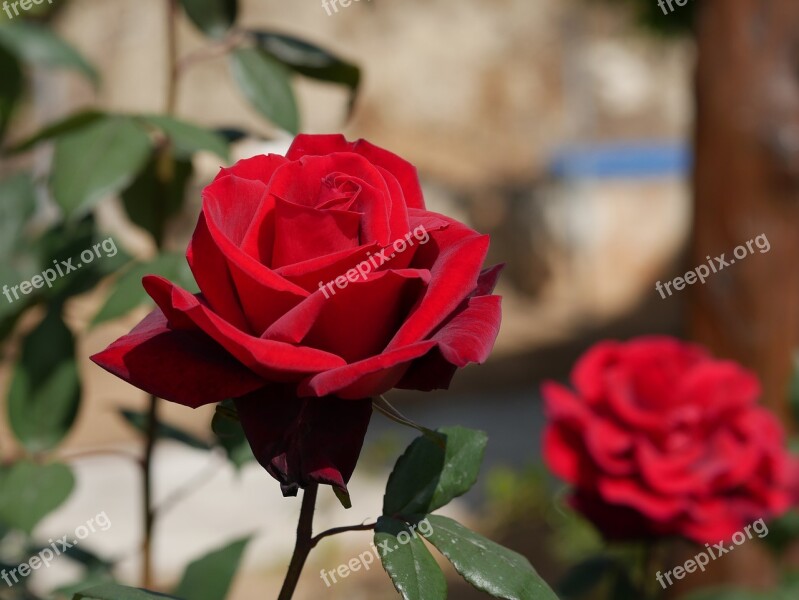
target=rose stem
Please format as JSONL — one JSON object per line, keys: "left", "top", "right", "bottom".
{"left": 141, "top": 393, "right": 159, "bottom": 588}
{"left": 278, "top": 484, "right": 319, "bottom": 600}
{"left": 140, "top": 0, "right": 180, "bottom": 589}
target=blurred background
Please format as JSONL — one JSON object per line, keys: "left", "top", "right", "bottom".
{"left": 1, "top": 0, "right": 797, "bottom": 598}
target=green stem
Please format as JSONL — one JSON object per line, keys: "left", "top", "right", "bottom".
{"left": 141, "top": 393, "right": 159, "bottom": 588}
{"left": 140, "top": 1, "right": 179, "bottom": 588}
{"left": 277, "top": 484, "right": 319, "bottom": 600}
{"left": 311, "top": 522, "right": 376, "bottom": 548}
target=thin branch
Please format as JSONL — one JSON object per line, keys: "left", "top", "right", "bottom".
{"left": 311, "top": 522, "right": 376, "bottom": 548}
{"left": 176, "top": 29, "right": 246, "bottom": 77}
{"left": 141, "top": 394, "right": 159, "bottom": 588}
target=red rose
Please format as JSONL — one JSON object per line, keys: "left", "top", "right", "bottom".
{"left": 542, "top": 336, "right": 795, "bottom": 543}
{"left": 92, "top": 134, "right": 502, "bottom": 496}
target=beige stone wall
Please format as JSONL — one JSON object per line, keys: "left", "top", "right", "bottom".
{"left": 37, "top": 0, "right": 692, "bottom": 188}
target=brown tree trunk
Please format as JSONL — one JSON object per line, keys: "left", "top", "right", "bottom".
{"left": 691, "top": 0, "right": 799, "bottom": 425}
{"left": 688, "top": 0, "right": 799, "bottom": 591}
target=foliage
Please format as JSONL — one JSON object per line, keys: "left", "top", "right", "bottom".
{"left": 0, "top": 0, "right": 360, "bottom": 597}
{"left": 376, "top": 427, "right": 560, "bottom": 600}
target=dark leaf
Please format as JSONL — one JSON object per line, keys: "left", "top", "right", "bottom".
{"left": 211, "top": 400, "right": 254, "bottom": 470}
{"left": 0, "top": 45, "right": 22, "bottom": 139}
{"left": 252, "top": 30, "right": 360, "bottom": 116}
{"left": 139, "top": 115, "right": 230, "bottom": 161}
{"left": 120, "top": 152, "right": 194, "bottom": 247}
{"left": 229, "top": 47, "right": 299, "bottom": 134}
{"left": 424, "top": 515, "right": 559, "bottom": 600}
{"left": 72, "top": 584, "right": 182, "bottom": 600}
{"left": 557, "top": 555, "right": 619, "bottom": 597}
{"left": 92, "top": 253, "right": 188, "bottom": 327}
{"left": 6, "top": 110, "right": 105, "bottom": 154}
{"left": 178, "top": 0, "right": 238, "bottom": 39}
{"left": 34, "top": 215, "right": 131, "bottom": 302}
{"left": 375, "top": 516, "right": 446, "bottom": 600}
{"left": 383, "top": 426, "right": 487, "bottom": 516}
{"left": 0, "top": 22, "right": 97, "bottom": 83}
{"left": 0, "top": 461, "right": 75, "bottom": 534}
{"left": 51, "top": 116, "right": 152, "bottom": 218}
{"left": 8, "top": 310, "right": 81, "bottom": 452}
{"left": 120, "top": 409, "right": 212, "bottom": 451}
{"left": 173, "top": 537, "right": 251, "bottom": 600}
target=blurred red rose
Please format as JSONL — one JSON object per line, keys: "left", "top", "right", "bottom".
{"left": 542, "top": 336, "right": 796, "bottom": 543}
{"left": 92, "top": 134, "right": 502, "bottom": 496}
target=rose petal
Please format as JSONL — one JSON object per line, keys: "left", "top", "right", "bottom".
{"left": 90, "top": 309, "right": 265, "bottom": 407}
{"left": 597, "top": 477, "right": 685, "bottom": 521}
{"left": 235, "top": 386, "right": 372, "bottom": 495}
{"left": 215, "top": 153, "right": 288, "bottom": 186}
{"left": 287, "top": 134, "right": 426, "bottom": 210}
{"left": 271, "top": 197, "right": 361, "bottom": 268}
{"left": 266, "top": 270, "right": 430, "bottom": 364}
{"left": 298, "top": 341, "right": 437, "bottom": 399}
{"left": 386, "top": 229, "right": 490, "bottom": 350}
{"left": 144, "top": 276, "right": 346, "bottom": 380}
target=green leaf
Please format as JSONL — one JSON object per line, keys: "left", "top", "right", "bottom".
{"left": 211, "top": 401, "right": 254, "bottom": 470}
{"left": 215, "top": 128, "right": 248, "bottom": 144}
{"left": 6, "top": 110, "right": 106, "bottom": 154}
{"left": 51, "top": 116, "right": 152, "bottom": 217}
{"left": 0, "top": 173, "right": 37, "bottom": 325}
{"left": 229, "top": 48, "right": 299, "bottom": 134}
{"left": 92, "top": 253, "right": 187, "bottom": 326}
{"left": 34, "top": 215, "right": 132, "bottom": 302}
{"left": 0, "top": 172, "right": 36, "bottom": 258}
{"left": 375, "top": 517, "right": 446, "bottom": 600}
{"left": 139, "top": 115, "right": 230, "bottom": 161}
{"left": 332, "top": 486, "right": 352, "bottom": 510}
{"left": 56, "top": 575, "right": 117, "bottom": 599}
{"left": 0, "top": 45, "right": 23, "bottom": 139}
{"left": 0, "top": 461, "right": 75, "bottom": 534}
{"left": 0, "top": 22, "right": 98, "bottom": 84}
{"left": 424, "top": 515, "right": 559, "bottom": 600}
{"left": 120, "top": 152, "right": 194, "bottom": 247}
{"left": 681, "top": 589, "right": 764, "bottom": 600}
{"left": 761, "top": 510, "right": 799, "bottom": 554}
{"left": 120, "top": 409, "right": 212, "bottom": 452}
{"left": 73, "top": 584, "right": 182, "bottom": 599}
{"left": 47, "top": 544, "right": 116, "bottom": 597}
{"left": 178, "top": 0, "right": 238, "bottom": 39}
{"left": 252, "top": 31, "right": 361, "bottom": 116}
{"left": 8, "top": 309, "right": 81, "bottom": 452}
{"left": 557, "top": 555, "right": 618, "bottom": 598}
{"left": 383, "top": 426, "right": 487, "bottom": 517}
{"left": 173, "top": 537, "right": 251, "bottom": 600}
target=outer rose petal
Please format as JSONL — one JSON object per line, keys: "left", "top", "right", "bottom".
{"left": 386, "top": 230, "right": 490, "bottom": 350}
{"left": 143, "top": 276, "right": 346, "bottom": 380}
{"left": 235, "top": 386, "right": 372, "bottom": 495}
{"left": 394, "top": 265, "right": 503, "bottom": 391}
{"left": 90, "top": 309, "right": 266, "bottom": 408}
{"left": 298, "top": 341, "right": 437, "bottom": 399}
{"left": 543, "top": 425, "right": 590, "bottom": 485}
